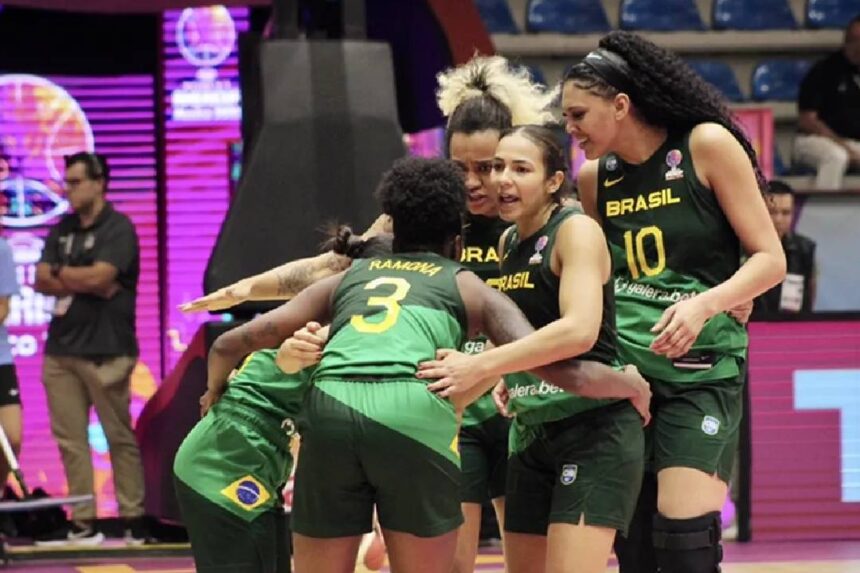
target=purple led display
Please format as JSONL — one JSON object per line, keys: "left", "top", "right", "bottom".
{"left": 162, "top": 6, "right": 248, "bottom": 371}
{"left": 0, "top": 73, "right": 159, "bottom": 516}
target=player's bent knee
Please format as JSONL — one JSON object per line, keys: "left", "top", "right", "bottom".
{"left": 653, "top": 511, "right": 722, "bottom": 573}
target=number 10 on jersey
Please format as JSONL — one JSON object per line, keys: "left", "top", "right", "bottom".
{"left": 623, "top": 226, "right": 666, "bottom": 279}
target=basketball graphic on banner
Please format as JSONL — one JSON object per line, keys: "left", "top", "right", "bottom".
{"left": 0, "top": 74, "right": 94, "bottom": 227}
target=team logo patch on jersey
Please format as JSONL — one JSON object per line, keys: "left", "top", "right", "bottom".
{"left": 221, "top": 475, "right": 271, "bottom": 511}
{"left": 606, "top": 154, "right": 618, "bottom": 172}
{"left": 560, "top": 464, "right": 578, "bottom": 485}
{"left": 281, "top": 417, "right": 297, "bottom": 436}
{"left": 701, "top": 416, "right": 721, "bottom": 436}
{"left": 665, "top": 149, "right": 684, "bottom": 181}
{"left": 529, "top": 235, "right": 549, "bottom": 265}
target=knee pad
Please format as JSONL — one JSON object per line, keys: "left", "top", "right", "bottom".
{"left": 653, "top": 512, "right": 723, "bottom": 573}
{"left": 614, "top": 472, "right": 658, "bottom": 573}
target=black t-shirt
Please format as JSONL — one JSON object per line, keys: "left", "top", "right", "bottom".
{"left": 39, "top": 202, "right": 139, "bottom": 357}
{"left": 798, "top": 51, "right": 860, "bottom": 140}
{"left": 754, "top": 233, "right": 816, "bottom": 315}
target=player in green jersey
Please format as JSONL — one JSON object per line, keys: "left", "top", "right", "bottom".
{"left": 561, "top": 31, "right": 786, "bottom": 573}
{"left": 420, "top": 125, "right": 648, "bottom": 573}
{"left": 182, "top": 53, "right": 559, "bottom": 573}
{"left": 437, "top": 55, "right": 556, "bottom": 573}
{"left": 205, "top": 157, "right": 650, "bottom": 573}
{"left": 173, "top": 231, "right": 391, "bottom": 573}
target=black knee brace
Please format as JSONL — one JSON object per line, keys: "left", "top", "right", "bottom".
{"left": 614, "top": 472, "right": 658, "bottom": 573}
{"left": 653, "top": 512, "right": 723, "bottom": 573}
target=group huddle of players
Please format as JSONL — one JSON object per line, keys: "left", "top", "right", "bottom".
{"left": 175, "top": 30, "right": 787, "bottom": 573}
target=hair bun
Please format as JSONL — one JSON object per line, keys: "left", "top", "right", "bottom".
{"left": 330, "top": 225, "right": 358, "bottom": 255}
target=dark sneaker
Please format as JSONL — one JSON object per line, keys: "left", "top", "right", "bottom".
{"left": 35, "top": 521, "right": 104, "bottom": 546}
{"left": 123, "top": 516, "right": 150, "bottom": 546}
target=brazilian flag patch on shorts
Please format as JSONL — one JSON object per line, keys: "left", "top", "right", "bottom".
{"left": 221, "top": 475, "right": 272, "bottom": 511}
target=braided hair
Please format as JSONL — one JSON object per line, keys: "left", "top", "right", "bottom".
{"left": 564, "top": 31, "right": 766, "bottom": 193}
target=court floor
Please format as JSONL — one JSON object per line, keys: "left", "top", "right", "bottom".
{"left": 2, "top": 539, "right": 860, "bottom": 572}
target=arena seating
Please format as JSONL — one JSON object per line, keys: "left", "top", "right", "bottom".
{"left": 620, "top": 0, "right": 705, "bottom": 31}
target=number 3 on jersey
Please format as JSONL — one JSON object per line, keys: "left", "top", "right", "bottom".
{"left": 351, "top": 277, "right": 412, "bottom": 334}
{"left": 623, "top": 226, "right": 666, "bottom": 279}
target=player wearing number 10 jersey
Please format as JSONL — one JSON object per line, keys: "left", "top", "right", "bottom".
{"left": 564, "top": 31, "right": 786, "bottom": 573}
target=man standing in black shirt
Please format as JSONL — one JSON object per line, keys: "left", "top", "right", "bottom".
{"left": 793, "top": 14, "right": 860, "bottom": 190}
{"left": 755, "top": 181, "right": 817, "bottom": 315}
{"left": 34, "top": 153, "right": 146, "bottom": 545}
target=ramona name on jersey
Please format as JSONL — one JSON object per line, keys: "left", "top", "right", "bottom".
{"left": 492, "top": 271, "right": 535, "bottom": 292}
{"left": 460, "top": 246, "right": 500, "bottom": 264}
{"left": 368, "top": 259, "right": 442, "bottom": 277}
{"left": 605, "top": 188, "right": 681, "bottom": 218}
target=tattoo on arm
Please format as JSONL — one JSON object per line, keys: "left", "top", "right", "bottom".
{"left": 276, "top": 265, "right": 313, "bottom": 297}
{"left": 241, "top": 330, "right": 255, "bottom": 352}
{"left": 274, "top": 253, "right": 349, "bottom": 297}
{"left": 324, "top": 252, "right": 351, "bottom": 272}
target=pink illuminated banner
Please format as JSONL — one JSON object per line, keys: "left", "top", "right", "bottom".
{"left": 734, "top": 107, "right": 774, "bottom": 180}
{"left": 162, "top": 6, "right": 248, "bottom": 371}
{"left": 748, "top": 320, "right": 860, "bottom": 540}
{"left": 0, "top": 73, "right": 159, "bottom": 516}
{"left": 1, "top": 0, "right": 267, "bottom": 12}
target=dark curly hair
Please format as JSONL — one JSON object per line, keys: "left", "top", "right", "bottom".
{"left": 500, "top": 125, "right": 573, "bottom": 204}
{"left": 320, "top": 224, "right": 392, "bottom": 259}
{"left": 375, "top": 157, "right": 466, "bottom": 253}
{"left": 563, "top": 31, "right": 766, "bottom": 193}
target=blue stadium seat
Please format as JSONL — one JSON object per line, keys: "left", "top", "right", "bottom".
{"left": 687, "top": 60, "right": 745, "bottom": 102}
{"left": 522, "top": 64, "right": 548, "bottom": 86}
{"left": 473, "top": 0, "right": 519, "bottom": 34}
{"left": 713, "top": 0, "right": 797, "bottom": 30}
{"left": 806, "top": 0, "right": 858, "bottom": 29}
{"left": 751, "top": 60, "right": 813, "bottom": 101}
{"left": 620, "top": 0, "right": 705, "bottom": 31}
{"left": 773, "top": 145, "right": 789, "bottom": 176}
{"left": 527, "top": 0, "right": 610, "bottom": 34}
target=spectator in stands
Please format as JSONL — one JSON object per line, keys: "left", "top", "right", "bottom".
{"left": 33, "top": 153, "right": 147, "bottom": 545}
{"left": 793, "top": 14, "right": 860, "bottom": 189}
{"left": 754, "top": 180, "right": 817, "bottom": 314}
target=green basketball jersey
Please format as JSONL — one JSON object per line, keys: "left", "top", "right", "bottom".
{"left": 460, "top": 215, "right": 509, "bottom": 284}
{"left": 595, "top": 130, "right": 747, "bottom": 382}
{"left": 314, "top": 252, "right": 468, "bottom": 380}
{"left": 460, "top": 215, "right": 512, "bottom": 427}
{"left": 499, "top": 206, "right": 619, "bottom": 426}
{"left": 174, "top": 350, "right": 313, "bottom": 521}
{"left": 225, "top": 348, "right": 312, "bottom": 423}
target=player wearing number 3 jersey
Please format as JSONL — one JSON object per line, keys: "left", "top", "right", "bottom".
{"left": 564, "top": 31, "right": 786, "bottom": 573}
{"left": 205, "top": 157, "right": 651, "bottom": 573}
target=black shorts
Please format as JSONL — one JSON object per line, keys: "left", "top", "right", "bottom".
{"left": 175, "top": 477, "right": 291, "bottom": 573}
{"left": 459, "top": 415, "right": 510, "bottom": 503}
{"left": 0, "top": 364, "right": 21, "bottom": 407}
{"left": 505, "top": 401, "right": 644, "bottom": 536}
